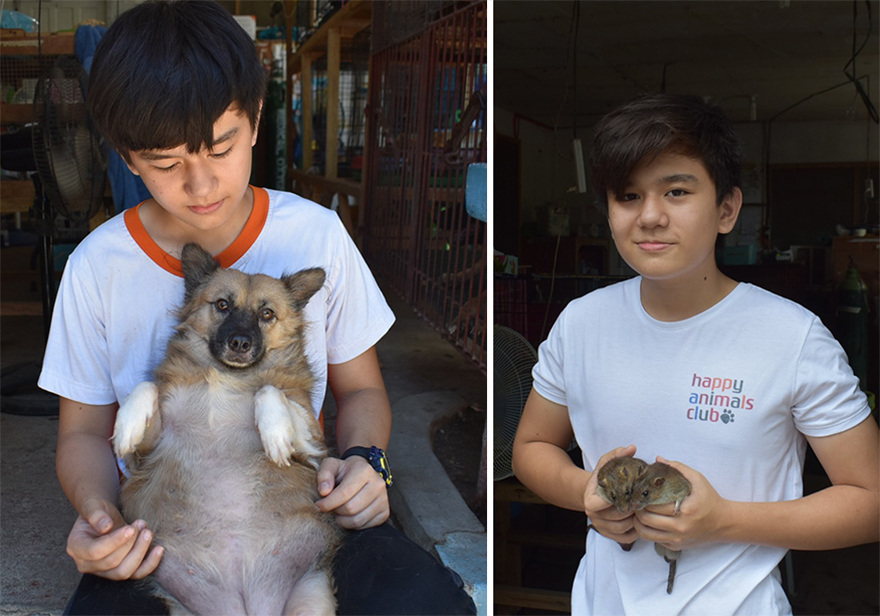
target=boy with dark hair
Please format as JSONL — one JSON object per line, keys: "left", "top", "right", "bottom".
{"left": 512, "top": 93, "right": 878, "bottom": 614}
{"left": 38, "top": 1, "right": 475, "bottom": 614}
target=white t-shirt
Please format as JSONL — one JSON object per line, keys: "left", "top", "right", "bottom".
{"left": 532, "top": 277, "right": 870, "bottom": 615}
{"left": 39, "top": 187, "right": 395, "bottom": 416}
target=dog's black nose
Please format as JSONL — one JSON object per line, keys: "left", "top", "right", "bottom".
{"left": 228, "top": 335, "right": 252, "bottom": 352}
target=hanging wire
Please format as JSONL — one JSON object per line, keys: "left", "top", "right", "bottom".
{"left": 768, "top": 0, "right": 877, "bottom": 124}
{"left": 552, "top": 1, "right": 582, "bottom": 161}
{"left": 843, "top": 0, "right": 878, "bottom": 123}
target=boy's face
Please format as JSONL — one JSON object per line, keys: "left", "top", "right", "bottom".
{"left": 124, "top": 106, "right": 259, "bottom": 238}
{"left": 607, "top": 150, "right": 740, "bottom": 285}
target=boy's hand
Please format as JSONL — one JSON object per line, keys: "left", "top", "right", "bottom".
{"left": 633, "top": 457, "right": 729, "bottom": 551}
{"left": 583, "top": 445, "right": 640, "bottom": 546}
{"left": 315, "top": 456, "right": 390, "bottom": 530}
{"left": 67, "top": 498, "right": 163, "bottom": 580}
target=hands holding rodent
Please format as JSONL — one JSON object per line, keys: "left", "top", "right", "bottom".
{"left": 583, "top": 445, "right": 642, "bottom": 547}
{"left": 584, "top": 446, "right": 729, "bottom": 551}
{"left": 66, "top": 498, "right": 163, "bottom": 580}
{"left": 633, "top": 456, "right": 729, "bottom": 552}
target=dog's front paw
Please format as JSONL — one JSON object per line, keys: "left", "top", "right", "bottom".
{"left": 112, "top": 382, "right": 159, "bottom": 457}
{"left": 254, "top": 386, "right": 297, "bottom": 466}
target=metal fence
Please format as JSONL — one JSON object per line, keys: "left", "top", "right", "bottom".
{"left": 363, "top": 1, "right": 487, "bottom": 372}
{"left": 307, "top": 32, "right": 370, "bottom": 180}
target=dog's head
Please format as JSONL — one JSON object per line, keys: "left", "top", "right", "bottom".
{"left": 178, "top": 243, "right": 325, "bottom": 369}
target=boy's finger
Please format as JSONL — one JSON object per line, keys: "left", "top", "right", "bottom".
{"left": 642, "top": 502, "right": 679, "bottom": 517}
{"left": 315, "top": 484, "right": 351, "bottom": 513}
{"left": 655, "top": 456, "right": 698, "bottom": 484}
{"left": 81, "top": 503, "right": 115, "bottom": 535}
{"left": 84, "top": 524, "right": 137, "bottom": 562}
{"left": 656, "top": 455, "right": 686, "bottom": 473}
{"left": 334, "top": 495, "right": 385, "bottom": 530}
{"left": 131, "top": 545, "right": 165, "bottom": 580}
{"left": 316, "top": 459, "right": 340, "bottom": 497}
{"left": 111, "top": 528, "right": 157, "bottom": 579}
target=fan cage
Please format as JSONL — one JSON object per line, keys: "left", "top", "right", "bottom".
{"left": 31, "top": 56, "right": 105, "bottom": 226}
{"left": 493, "top": 325, "right": 537, "bottom": 480}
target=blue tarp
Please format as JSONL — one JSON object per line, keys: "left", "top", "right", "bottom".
{"left": 76, "top": 24, "right": 151, "bottom": 213}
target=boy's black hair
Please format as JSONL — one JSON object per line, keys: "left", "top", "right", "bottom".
{"left": 88, "top": 0, "right": 267, "bottom": 162}
{"left": 589, "top": 93, "right": 742, "bottom": 213}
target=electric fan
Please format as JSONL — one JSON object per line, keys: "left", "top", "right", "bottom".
{"left": 31, "top": 55, "right": 106, "bottom": 226}
{"left": 494, "top": 324, "right": 538, "bottom": 480}
{"left": 1, "top": 57, "right": 105, "bottom": 416}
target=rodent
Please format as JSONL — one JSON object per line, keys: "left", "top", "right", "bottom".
{"left": 630, "top": 462, "right": 692, "bottom": 594}
{"left": 595, "top": 456, "right": 649, "bottom": 551}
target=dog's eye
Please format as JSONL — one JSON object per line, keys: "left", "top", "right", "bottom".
{"left": 261, "top": 309, "right": 275, "bottom": 321}
{"left": 216, "top": 299, "right": 229, "bottom": 311}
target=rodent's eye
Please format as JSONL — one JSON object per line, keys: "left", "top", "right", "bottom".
{"left": 216, "top": 299, "right": 229, "bottom": 311}
{"left": 642, "top": 490, "right": 650, "bottom": 498}
{"left": 261, "top": 308, "right": 275, "bottom": 321}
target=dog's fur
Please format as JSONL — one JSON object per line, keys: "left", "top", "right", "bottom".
{"left": 112, "top": 243, "right": 342, "bottom": 615}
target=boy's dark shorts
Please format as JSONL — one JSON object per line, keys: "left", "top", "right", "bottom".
{"left": 64, "top": 523, "right": 477, "bottom": 615}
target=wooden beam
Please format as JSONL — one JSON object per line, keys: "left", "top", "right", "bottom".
{"left": 325, "top": 27, "right": 340, "bottom": 179}
{"left": 301, "top": 53, "right": 313, "bottom": 171}
{"left": 0, "top": 301, "right": 43, "bottom": 316}
{"left": 288, "top": 0, "right": 371, "bottom": 73}
{"left": 0, "top": 104, "right": 34, "bottom": 125}
{"left": 494, "top": 584, "right": 570, "bottom": 613}
{"left": 494, "top": 477, "right": 549, "bottom": 505}
{"left": 359, "top": 55, "right": 374, "bottom": 232}
{"left": 284, "top": 0, "right": 295, "bottom": 190}
{"left": 288, "top": 170, "right": 362, "bottom": 201}
{"left": 0, "top": 32, "right": 75, "bottom": 55}
{"left": 0, "top": 180, "right": 34, "bottom": 214}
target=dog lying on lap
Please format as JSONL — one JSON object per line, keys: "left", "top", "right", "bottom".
{"left": 113, "top": 242, "right": 341, "bottom": 615}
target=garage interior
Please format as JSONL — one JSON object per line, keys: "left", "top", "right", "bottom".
{"left": 493, "top": 2, "right": 879, "bottom": 614}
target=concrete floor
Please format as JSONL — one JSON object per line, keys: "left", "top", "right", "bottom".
{"left": 0, "top": 285, "right": 487, "bottom": 615}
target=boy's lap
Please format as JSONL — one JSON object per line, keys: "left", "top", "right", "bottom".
{"left": 65, "top": 523, "right": 476, "bottom": 616}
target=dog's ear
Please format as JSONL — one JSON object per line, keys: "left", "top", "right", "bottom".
{"left": 181, "top": 243, "right": 220, "bottom": 302}
{"left": 282, "top": 268, "right": 326, "bottom": 311}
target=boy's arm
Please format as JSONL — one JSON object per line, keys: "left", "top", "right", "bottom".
{"left": 57, "top": 397, "right": 163, "bottom": 579}
{"left": 315, "top": 346, "right": 392, "bottom": 530}
{"left": 512, "top": 389, "right": 587, "bottom": 510}
{"left": 636, "top": 416, "right": 880, "bottom": 551}
{"left": 512, "top": 389, "right": 640, "bottom": 546}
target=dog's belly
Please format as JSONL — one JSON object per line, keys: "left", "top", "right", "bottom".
{"left": 121, "top": 384, "right": 336, "bottom": 614}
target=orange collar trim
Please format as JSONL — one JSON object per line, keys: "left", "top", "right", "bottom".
{"left": 124, "top": 187, "right": 269, "bottom": 277}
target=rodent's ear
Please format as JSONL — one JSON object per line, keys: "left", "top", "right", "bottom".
{"left": 653, "top": 476, "right": 666, "bottom": 488}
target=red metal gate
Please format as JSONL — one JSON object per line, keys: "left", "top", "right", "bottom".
{"left": 363, "top": 1, "right": 487, "bottom": 371}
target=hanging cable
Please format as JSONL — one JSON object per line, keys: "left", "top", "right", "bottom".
{"left": 572, "top": 1, "right": 580, "bottom": 141}
{"left": 843, "top": 0, "right": 878, "bottom": 123}
{"left": 552, "top": 1, "right": 582, "bottom": 160}
{"left": 770, "top": 1, "right": 877, "bottom": 124}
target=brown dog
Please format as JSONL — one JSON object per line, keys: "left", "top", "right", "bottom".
{"left": 112, "top": 243, "right": 341, "bottom": 615}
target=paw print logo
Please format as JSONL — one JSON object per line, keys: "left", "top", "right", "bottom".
{"left": 720, "top": 411, "right": 735, "bottom": 424}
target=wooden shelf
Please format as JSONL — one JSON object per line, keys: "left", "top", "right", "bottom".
{"left": 289, "top": 0, "right": 371, "bottom": 72}
{"left": 0, "top": 301, "right": 43, "bottom": 316}
{"left": 0, "top": 32, "right": 75, "bottom": 56}
{"left": 0, "top": 103, "right": 35, "bottom": 125}
{"left": 283, "top": 0, "right": 372, "bottom": 243}
{"left": 0, "top": 180, "right": 35, "bottom": 214}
